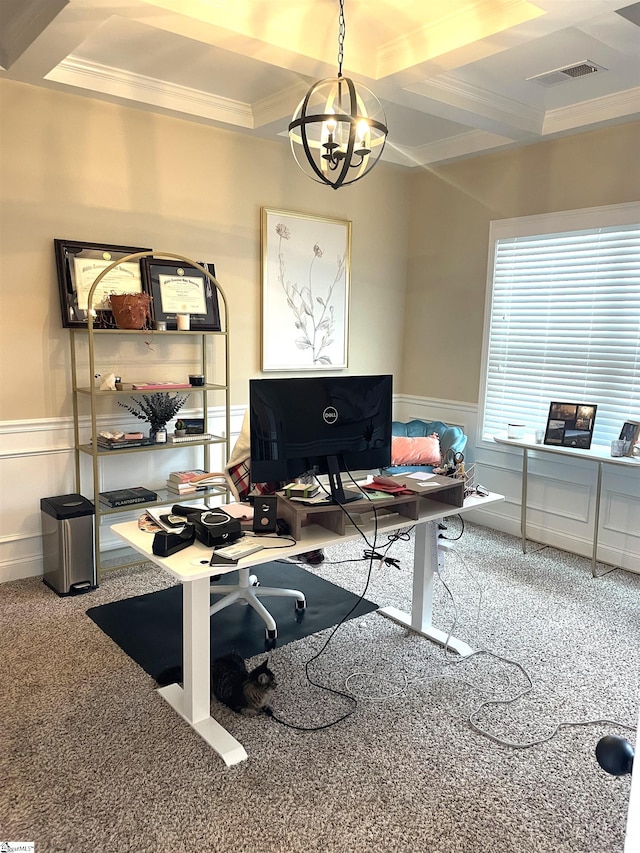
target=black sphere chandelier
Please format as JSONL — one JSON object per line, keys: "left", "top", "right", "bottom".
{"left": 288, "top": 0, "right": 388, "bottom": 190}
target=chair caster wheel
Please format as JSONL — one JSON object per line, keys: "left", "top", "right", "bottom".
{"left": 265, "top": 628, "right": 277, "bottom": 648}
{"left": 295, "top": 599, "right": 306, "bottom": 611}
{"left": 250, "top": 575, "right": 259, "bottom": 587}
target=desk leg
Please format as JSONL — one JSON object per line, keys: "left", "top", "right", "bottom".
{"left": 521, "top": 447, "right": 528, "bottom": 553}
{"left": 379, "top": 521, "right": 474, "bottom": 657}
{"left": 156, "top": 576, "right": 247, "bottom": 766}
{"left": 592, "top": 461, "right": 603, "bottom": 577}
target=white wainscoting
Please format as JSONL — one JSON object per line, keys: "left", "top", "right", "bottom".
{"left": 0, "top": 407, "right": 246, "bottom": 584}
{"left": 2, "top": 397, "right": 638, "bottom": 583}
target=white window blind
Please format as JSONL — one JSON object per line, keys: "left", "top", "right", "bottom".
{"left": 481, "top": 211, "right": 640, "bottom": 447}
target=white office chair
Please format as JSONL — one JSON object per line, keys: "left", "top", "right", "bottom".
{"left": 210, "top": 568, "right": 306, "bottom": 644}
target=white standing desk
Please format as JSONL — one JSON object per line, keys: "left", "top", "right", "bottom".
{"left": 494, "top": 433, "right": 640, "bottom": 576}
{"left": 112, "top": 489, "right": 503, "bottom": 766}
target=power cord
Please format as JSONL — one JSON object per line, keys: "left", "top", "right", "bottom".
{"left": 264, "top": 468, "right": 385, "bottom": 731}
{"left": 434, "top": 549, "right": 636, "bottom": 749}
{"left": 439, "top": 514, "right": 464, "bottom": 541}
{"left": 363, "top": 549, "right": 401, "bottom": 569}
{"left": 243, "top": 531, "right": 299, "bottom": 549}
{"left": 338, "top": 541, "right": 636, "bottom": 750}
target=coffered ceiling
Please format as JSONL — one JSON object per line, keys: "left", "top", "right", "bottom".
{"left": 2, "top": 0, "right": 639, "bottom": 167}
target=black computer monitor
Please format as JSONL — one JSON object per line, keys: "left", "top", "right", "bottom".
{"left": 249, "top": 374, "right": 392, "bottom": 505}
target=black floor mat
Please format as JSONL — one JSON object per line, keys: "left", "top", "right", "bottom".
{"left": 87, "top": 561, "right": 378, "bottom": 679}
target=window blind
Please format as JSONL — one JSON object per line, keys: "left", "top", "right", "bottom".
{"left": 481, "top": 221, "right": 640, "bottom": 446}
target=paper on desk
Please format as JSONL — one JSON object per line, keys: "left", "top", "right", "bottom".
{"left": 405, "top": 471, "right": 436, "bottom": 480}
{"left": 221, "top": 503, "right": 254, "bottom": 519}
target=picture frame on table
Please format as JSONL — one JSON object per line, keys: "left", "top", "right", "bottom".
{"left": 544, "top": 401, "right": 597, "bottom": 450}
{"left": 261, "top": 207, "right": 351, "bottom": 371}
{"left": 618, "top": 420, "right": 640, "bottom": 456}
{"left": 54, "top": 239, "right": 151, "bottom": 329}
{"left": 141, "top": 258, "right": 221, "bottom": 331}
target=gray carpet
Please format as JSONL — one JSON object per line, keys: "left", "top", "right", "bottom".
{"left": 1, "top": 521, "right": 638, "bottom": 853}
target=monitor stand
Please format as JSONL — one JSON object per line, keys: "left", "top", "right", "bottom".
{"left": 326, "top": 455, "right": 362, "bottom": 505}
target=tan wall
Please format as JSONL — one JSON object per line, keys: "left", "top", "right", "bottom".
{"left": 0, "top": 80, "right": 409, "bottom": 419}
{"left": 402, "top": 121, "right": 640, "bottom": 403}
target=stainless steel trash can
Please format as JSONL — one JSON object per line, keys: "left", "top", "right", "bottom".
{"left": 41, "top": 494, "right": 96, "bottom": 595}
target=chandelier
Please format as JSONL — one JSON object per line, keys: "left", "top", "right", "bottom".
{"left": 288, "top": 0, "right": 388, "bottom": 190}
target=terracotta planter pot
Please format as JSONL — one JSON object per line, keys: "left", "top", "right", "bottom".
{"left": 110, "top": 293, "right": 152, "bottom": 330}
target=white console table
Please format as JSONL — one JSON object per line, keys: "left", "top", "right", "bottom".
{"left": 494, "top": 433, "right": 640, "bottom": 576}
{"left": 112, "top": 488, "right": 503, "bottom": 766}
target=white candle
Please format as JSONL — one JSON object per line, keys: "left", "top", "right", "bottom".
{"left": 176, "top": 313, "right": 190, "bottom": 331}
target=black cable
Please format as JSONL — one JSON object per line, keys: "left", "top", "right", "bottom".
{"left": 363, "top": 549, "right": 401, "bottom": 569}
{"left": 439, "top": 514, "right": 464, "bottom": 540}
{"left": 264, "top": 469, "right": 385, "bottom": 731}
{"left": 243, "top": 532, "right": 299, "bottom": 549}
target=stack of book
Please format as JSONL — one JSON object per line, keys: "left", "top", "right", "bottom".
{"left": 99, "top": 486, "right": 158, "bottom": 508}
{"left": 166, "top": 468, "right": 206, "bottom": 495}
{"left": 96, "top": 433, "right": 153, "bottom": 450}
{"left": 131, "top": 381, "right": 192, "bottom": 390}
{"left": 166, "top": 469, "right": 226, "bottom": 495}
{"left": 283, "top": 482, "right": 320, "bottom": 499}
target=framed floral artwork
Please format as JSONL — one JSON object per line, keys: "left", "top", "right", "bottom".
{"left": 261, "top": 208, "right": 351, "bottom": 371}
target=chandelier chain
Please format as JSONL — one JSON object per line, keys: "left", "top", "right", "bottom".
{"left": 337, "top": 0, "right": 345, "bottom": 77}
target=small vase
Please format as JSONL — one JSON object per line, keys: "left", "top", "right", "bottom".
{"left": 109, "top": 293, "right": 152, "bottom": 330}
{"left": 150, "top": 427, "right": 167, "bottom": 444}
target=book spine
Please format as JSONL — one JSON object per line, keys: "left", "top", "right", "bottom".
{"left": 97, "top": 441, "right": 153, "bottom": 450}
{"left": 100, "top": 496, "right": 152, "bottom": 507}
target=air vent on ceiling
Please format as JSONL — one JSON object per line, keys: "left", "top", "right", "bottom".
{"left": 527, "top": 60, "right": 607, "bottom": 87}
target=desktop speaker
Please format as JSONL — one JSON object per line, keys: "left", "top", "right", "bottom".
{"left": 253, "top": 495, "right": 278, "bottom": 534}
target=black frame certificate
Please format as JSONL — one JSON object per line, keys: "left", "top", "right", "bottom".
{"left": 141, "top": 258, "right": 221, "bottom": 331}
{"left": 55, "top": 239, "right": 150, "bottom": 328}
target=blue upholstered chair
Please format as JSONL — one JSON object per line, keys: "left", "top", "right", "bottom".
{"left": 383, "top": 419, "right": 468, "bottom": 474}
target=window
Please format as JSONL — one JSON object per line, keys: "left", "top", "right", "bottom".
{"left": 480, "top": 203, "right": 640, "bottom": 447}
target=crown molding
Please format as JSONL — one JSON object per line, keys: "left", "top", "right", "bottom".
{"left": 407, "top": 74, "right": 543, "bottom": 135}
{"left": 542, "top": 86, "right": 640, "bottom": 134}
{"left": 45, "top": 56, "right": 255, "bottom": 128}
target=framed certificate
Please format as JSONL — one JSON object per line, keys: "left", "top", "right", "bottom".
{"left": 54, "top": 239, "right": 151, "bottom": 328}
{"left": 141, "top": 258, "right": 221, "bottom": 331}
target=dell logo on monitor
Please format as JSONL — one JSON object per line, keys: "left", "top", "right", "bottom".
{"left": 323, "top": 406, "right": 339, "bottom": 424}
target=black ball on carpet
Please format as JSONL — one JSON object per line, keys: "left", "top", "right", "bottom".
{"left": 595, "top": 734, "right": 635, "bottom": 776}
